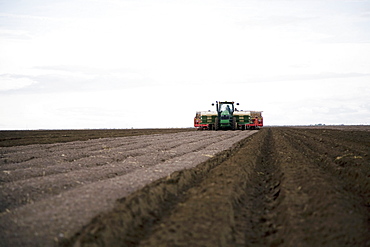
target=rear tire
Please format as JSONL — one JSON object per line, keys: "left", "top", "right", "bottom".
{"left": 232, "top": 117, "right": 237, "bottom": 130}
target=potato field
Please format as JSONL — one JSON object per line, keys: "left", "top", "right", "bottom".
{"left": 0, "top": 127, "right": 369, "bottom": 246}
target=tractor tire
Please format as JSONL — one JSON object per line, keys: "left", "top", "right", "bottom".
{"left": 232, "top": 117, "right": 237, "bottom": 130}
{"left": 215, "top": 118, "right": 219, "bottom": 131}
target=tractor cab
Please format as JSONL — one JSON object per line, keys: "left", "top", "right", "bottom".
{"left": 212, "top": 101, "right": 239, "bottom": 130}
{"left": 219, "top": 103, "right": 234, "bottom": 115}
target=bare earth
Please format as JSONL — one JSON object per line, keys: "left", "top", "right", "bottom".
{"left": 0, "top": 130, "right": 257, "bottom": 246}
{"left": 1, "top": 126, "right": 369, "bottom": 247}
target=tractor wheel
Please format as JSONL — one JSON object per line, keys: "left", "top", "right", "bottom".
{"left": 215, "top": 118, "right": 219, "bottom": 131}
{"left": 232, "top": 117, "right": 237, "bottom": 130}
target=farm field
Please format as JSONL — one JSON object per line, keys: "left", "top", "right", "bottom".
{"left": 0, "top": 128, "right": 194, "bottom": 147}
{"left": 0, "top": 126, "right": 369, "bottom": 246}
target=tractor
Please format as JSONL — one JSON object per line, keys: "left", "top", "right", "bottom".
{"left": 194, "top": 101, "right": 263, "bottom": 130}
{"left": 212, "top": 101, "right": 238, "bottom": 130}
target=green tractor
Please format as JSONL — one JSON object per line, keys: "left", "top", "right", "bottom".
{"left": 194, "top": 101, "right": 262, "bottom": 130}
{"left": 213, "top": 101, "right": 238, "bottom": 130}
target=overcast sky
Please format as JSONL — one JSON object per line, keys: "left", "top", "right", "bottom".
{"left": 1, "top": 0, "right": 369, "bottom": 129}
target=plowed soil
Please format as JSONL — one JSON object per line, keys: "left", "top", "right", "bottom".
{"left": 0, "top": 128, "right": 194, "bottom": 147}
{"left": 1, "top": 127, "right": 369, "bottom": 247}
{"left": 0, "top": 129, "right": 257, "bottom": 246}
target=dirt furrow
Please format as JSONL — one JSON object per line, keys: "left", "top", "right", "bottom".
{"left": 269, "top": 128, "right": 369, "bottom": 246}
{"left": 0, "top": 132, "right": 248, "bottom": 212}
{"left": 284, "top": 128, "right": 370, "bottom": 208}
{"left": 232, "top": 128, "right": 282, "bottom": 246}
{"left": 0, "top": 128, "right": 194, "bottom": 147}
{"left": 0, "top": 130, "right": 257, "bottom": 247}
{"left": 0, "top": 132, "right": 214, "bottom": 183}
{"left": 0, "top": 131, "right": 201, "bottom": 169}
{"left": 63, "top": 130, "right": 263, "bottom": 247}
{"left": 1, "top": 127, "right": 369, "bottom": 247}
{"left": 63, "top": 127, "right": 370, "bottom": 247}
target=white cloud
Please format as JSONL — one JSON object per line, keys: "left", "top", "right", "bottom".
{"left": 0, "top": 0, "right": 370, "bottom": 129}
{"left": 0, "top": 75, "right": 38, "bottom": 91}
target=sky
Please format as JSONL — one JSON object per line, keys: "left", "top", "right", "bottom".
{"left": 0, "top": 0, "right": 370, "bottom": 129}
